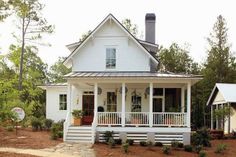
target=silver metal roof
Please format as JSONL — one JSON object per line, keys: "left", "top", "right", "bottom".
{"left": 207, "top": 83, "right": 236, "bottom": 105}
{"left": 64, "top": 72, "right": 202, "bottom": 79}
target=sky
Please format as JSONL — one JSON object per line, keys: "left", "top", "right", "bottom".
{"left": 0, "top": 0, "right": 236, "bottom": 66}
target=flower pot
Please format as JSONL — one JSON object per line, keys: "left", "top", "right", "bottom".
{"left": 74, "top": 118, "right": 82, "bottom": 126}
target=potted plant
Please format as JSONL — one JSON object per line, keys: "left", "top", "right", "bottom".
{"left": 72, "top": 109, "right": 83, "bottom": 126}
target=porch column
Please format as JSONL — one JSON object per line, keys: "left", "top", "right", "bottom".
{"left": 149, "top": 83, "right": 153, "bottom": 127}
{"left": 94, "top": 83, "right": 98, "bottom": 125}
{"left": 211, "top": 105, "right": 213, "bottom": 130}
{"left": 67, "top": 83, "right": 72, "bottom": 125}
{"left": 216, "top": 104, "right": 219, "bottom": 130}
{"left": 187, "top": 82, "right": 191, "bottom": 128}
{"left": 228, "top": 103, "right": 231, "bottom": 134}
{"left": 121, "top": 83, "right": 126, "bottom": 127}
{"left": 181, "top": 86, "right": 185, "bottom": 112}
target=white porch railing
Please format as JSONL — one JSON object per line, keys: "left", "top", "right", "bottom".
{"left": 153, "top": 112, "right": 187, "bottom": 126}
{"left": 97, "top": 112, "right": 122, "bottom": 125}
{"left": 97, "top": 112, "right": 187, "bottom": 127}
{"left": 125, "top": 112, "right": 149, "bottom": 126}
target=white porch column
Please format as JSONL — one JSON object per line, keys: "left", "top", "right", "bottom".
{"left": 211, "top": 105, "right": 213, "bottom": 130}
{"left": 94, "top": 83, "right": 98, "bottom": 125}
{"left": 149, "top": 83, "right": 153, "bottom": 127}
{"left": 121, "top": 83, "right": 126, "bottom": 127}
{"left": 187, "top": 82, "right": 191, "bottom": 128}
{"left": 67, "top": 83, "right": 72, "bottom": 125}
{"left": 216, "top": 104, "right": 219, "bottom": 130}
{"left": 181, "top": 87, "right": 185, "bottom": 112}
{"left": 228, "top": 103, "right": 231, "bottom": 134}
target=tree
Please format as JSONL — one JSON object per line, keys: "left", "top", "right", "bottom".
{"left": 158, "top": 43, "right": 199, "bottom": 74}
{"left": 122, "top": 19, "right": 138, "bottom": 37}
{"left": 48, "top": 57, "right": 71, "bottom": 83}
{"left": 0, "top": 0, "right": 9, "bottom": 21}
{"left": 79, "top": 30, "right": 91, "bottom": 42}
{"left": 8, "top": 0, "right": 53, "bottom": 90}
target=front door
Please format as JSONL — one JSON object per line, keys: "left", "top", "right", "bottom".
{"left": 82, "top": 95, "right": 94, "bottom": 125}
{"left": 153, "top": 98, "right": 163, "bottom": 112}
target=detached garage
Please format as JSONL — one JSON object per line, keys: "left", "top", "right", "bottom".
{"left": 207, "top": 83, "right": 236, "bottom": 134}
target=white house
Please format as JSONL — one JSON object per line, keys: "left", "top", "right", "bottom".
{"left": 207, "top": 83, "right": 236, "bottom": 134}
{"left": 40, "top": 13, "right": 202, "bottom": 144}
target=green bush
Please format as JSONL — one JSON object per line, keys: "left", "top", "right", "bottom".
{"left": 162, "top": 145, "right": 171, "bottom": 155}
{"left": 44, "top": 119, "right": 53, "bottom": 130}
{"left": 122, "top": 143, "right": 129, "bottom": 153}
{"left": 108, "top": 137, "right": 115, "bottom": 148}
{"left": 184, "top": 145, "right": 193, "bottom": 152}
{"left": 140, "top": 141, "right": 147, "bottom": 146}
{"left": 171, "top": 140, "right": 180, "bottom": 149}
{"left": 199, "top": 151, "right": 206, "bottom": 157}
{"left": 195, "top": 145, "right": 203, "bottom": 154}
{"left": 31, "top": 117, "right": 43, "bottom": 131}
{"left": 50, "top": 123, "right": 61, "bottom": 140}
{"left": 126, "top": 139, "right": 134, "bottom": 145}
{"left": 192, "top": 127, "right": 211, "bottom": 147}
{"left": 104, "top": 131, "right": 113, "bottom": 143}
{"left": 57, "top": 119, "right": 65, "bottom": 130}
{"left": 6, "top": 125, "right": 14, "bottom": 132}
{"left": 58, "top": 131, "right": 63, "bottom": 138}
{"left": 215, "top": 143, "right": 227, "bottom": 154}
{"left": 155, "top": 142, "right": 163, "bottom": 147}
{"left": 114, "top": 139, "right": 122, "bottom": 145}
{"left": 178, "top": 142, "right": 184, "bottom": 148}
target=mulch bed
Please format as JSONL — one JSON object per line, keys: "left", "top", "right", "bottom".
{"left": 94, "top": 140, "right": 236, "bottom": 157}
{"left": 0, "top": 127, "right": 62, "bottom": 149}
{"left": 0, "top": 152, "right": 39, "bottom": 157}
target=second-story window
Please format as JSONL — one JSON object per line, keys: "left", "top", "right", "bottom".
{"left": 106, "top": 48, "right": 116, "bottom": 69}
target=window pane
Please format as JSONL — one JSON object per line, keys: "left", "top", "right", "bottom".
{"left": 153, "top": 88, "right": 163, "bottom": 96}
{"left": 106, "top": 48, "right": 116, "bottom": 69}
{"left": 59, "top": 94, "right": 67, "bottom": 110}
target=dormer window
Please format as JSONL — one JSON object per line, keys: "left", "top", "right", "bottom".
{"left": 106, "top": 48, "right": 116, "bottom": 69}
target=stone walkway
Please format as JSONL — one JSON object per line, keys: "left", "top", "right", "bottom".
{"left": 0, "top": 142, "right": 96, "bottom": 157}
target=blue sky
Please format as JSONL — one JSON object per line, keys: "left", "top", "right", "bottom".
{"left": 0, "top": 0, "right": 235, "bottom": 66}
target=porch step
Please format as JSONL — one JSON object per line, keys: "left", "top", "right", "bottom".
{"left": 64, "top": 126, "right": 93, "bottom": 143}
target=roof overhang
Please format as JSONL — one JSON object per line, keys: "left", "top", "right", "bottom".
{"left": 38, "top": 83, "right": 67, "bottom": 90}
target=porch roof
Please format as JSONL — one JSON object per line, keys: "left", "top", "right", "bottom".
{"left": 64, "top": 71, "right": 202, "bottom": 79}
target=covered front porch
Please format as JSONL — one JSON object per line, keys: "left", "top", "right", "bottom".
{"left": 65, "top": 80, "right": 192, "bottom": 128}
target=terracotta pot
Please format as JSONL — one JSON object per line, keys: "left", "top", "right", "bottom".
{"left": 74, "top": 118, "right": 82, "bottom": 126}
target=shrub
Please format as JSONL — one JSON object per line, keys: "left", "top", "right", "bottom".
{"left": 215, "top": 143, "right": 227, "bottom": 154}
{"left": 195, "top": 145, "right": 203, "bottom": 154}
{"left": 57, "top": 119, "right": 65, "bottom": 130}
{"left": 155, "top": 142, "right": 163, "bottom": 147}
{"left": 192, "top": 127, "right": 211, "bottom": 147}
{"left": 44, "top": 119, "right": 53, "bottom": 130}
{"left": 126, "top": 139, "right": 134, "bottom": 145}
{"left": 50, "top": 123, "right": 61, "bottom": 140}
{"left": 178, "top": 142, "right": 184, "bottom": 148}
{"left": 122, "top": 143, "right": 129, "bottom": 153}
{"left": 31, "top": 117, "right": 43, "bottom": 131}
{"left": 104, "top": 131, "right": 113, "bottom": 143}
{"left": 108, "top": 137, "right": 115, "bottom": 148}
{"left": 184, "top": 145, "right": 193, "bottom": 152}
{"left": 171, "top": 140, "right": 180, "bottom": 149}
{"left": 140, "top": 141, "right": 147, "bottom": 146}
{"left": 114, "top": 139, "right": 122, "bottom": 145}
{"left": 6, "top": 125, "right": 14, "bottom": 132}
{"left": 199, "top": 151, "right": 206, "bottom": 157}
{"left": 58, "top": 131, "right": 63, "bottom": 138}
{"left": 162, "top": 145, "right": 171, "bottom": 155}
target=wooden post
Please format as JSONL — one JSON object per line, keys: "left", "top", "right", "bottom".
{"left": 181, "top": 86, "right": 185, "bottom": 112}
{"left": 228, "top": 103, "right": 231, "bottom": 134}
{"left": 121, "top": 83, "right": 126, "bottom": 127}
{"left": 187, "top": 82, "right": 191, "bottom": 128}
{"left": 149, "top": 83, "right": 153, "bottom": 127}
{"left": 211, "top": 105, "right": 213, "bottom": 130}
{"left": 216, "top": 104, "right": 219, "bottom": 130}
{"left": 94, "top": 83, "right": 98, "bottom": 125}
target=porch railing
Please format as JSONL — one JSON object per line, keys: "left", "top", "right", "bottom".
{"left": 125, "top": 112, "right": 149, "bottom": 126}
{"left": 97, "top": 112, "right": 187, "bottom": 127}
{"left": 97, "top": 112, "right": 122, "bottom": 125}
{"left": 153, "top": 112, "right": 187, "bottom": 126}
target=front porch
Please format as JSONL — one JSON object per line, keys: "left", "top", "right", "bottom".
{"left": 63, "top": 75, "right": 194, "bottom": 144}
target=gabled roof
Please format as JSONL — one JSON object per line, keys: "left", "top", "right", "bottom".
{"left": 63, "top": 14, "right": 159, "bottom": 67}
{"left": 206, "top": 83, "right": 236, "bottom": 105}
